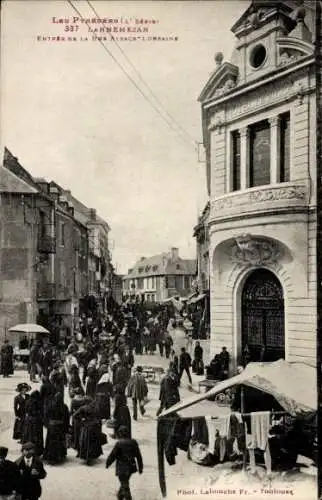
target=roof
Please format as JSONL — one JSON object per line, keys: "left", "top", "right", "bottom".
{"left": 0, "top": 166, "right": 38, "bottom": 194}
{"left": 124, "top": 252, "right": 196, "bottom": 279}
{"left": 160, "top": 359, "right": 317, "bottom": 419}
{"left": 63, "top": 191, "right": 110, "bottom": 231}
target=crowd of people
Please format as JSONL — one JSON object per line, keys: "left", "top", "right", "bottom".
{"left": 0, "top": 302, "right": 212, "bottom": 500}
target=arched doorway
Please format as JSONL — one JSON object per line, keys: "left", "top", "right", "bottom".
{"left": 242, "top": 269, "right": 285, "bottom": 362}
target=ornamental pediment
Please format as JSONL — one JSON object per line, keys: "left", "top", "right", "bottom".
{"left": 277, "top": 37, "right": 314, "bottom": 67}
{"left": 231, "top": 1, "right": 294, "bottom": 39}
{"left": 198, "top": 62, "right": 239, "bottom": 103}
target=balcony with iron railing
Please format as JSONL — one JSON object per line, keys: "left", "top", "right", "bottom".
{"left": 57, "top": 284, "right": 72, "bottom": 299}
{"left": 37, "top": 233, "right": 56, "bottom": 254}
{"left": 36, "top": 282, "right": 56, "bottom": 300}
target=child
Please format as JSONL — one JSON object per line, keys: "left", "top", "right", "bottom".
{"left": 15, "top": 442, "right": 47, "bottom": 500}
{"left": 105, "top": 426, "right": 143, "bottom": 500}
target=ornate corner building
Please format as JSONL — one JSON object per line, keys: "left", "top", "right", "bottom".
{"left": 199, "top": 1, "right": 317, "bottom": 368}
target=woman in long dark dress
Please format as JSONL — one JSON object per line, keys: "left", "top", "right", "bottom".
{"left": 192, "top": 341, "right": 204, "bottom": 375}
{"left": 113, "top": 385, "right": 132, "bottom": 439}
{"left": 22, "top": 390, "right": 44, "bottom": 456}
{"left": 85, "top": 366, "right": 99, "bottom": 400}
{"left": 95, "top": 372, "right": 113, "bottom": 420}
{"left": 43, "top": 392, "right": 70, "bottom": 465}
{"left": 68, "top": 365, "right": 84, "bottom": 400}
{"left": 73, "top": 400, "right": 103, "bottom": 465}
{"left": 13, "top": 383, "right": 31, "bottom": 442}
{"left": 70, "top": 389, "right": 88, "bottom": 456}
{"left": 0, "top": 340, "right": 14, "bottom": 377}
{"left": 39, "top": 375, "right": 56, "bottom": 427}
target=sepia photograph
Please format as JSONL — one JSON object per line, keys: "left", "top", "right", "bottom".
{"left": 0, "top": 1, "right": 320, "bottom": 499}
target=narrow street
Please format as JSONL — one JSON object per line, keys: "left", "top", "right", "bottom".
{"left": 0, "top": 349, "right": 204, "bottom": 500}
{"left": 0, "top": 347, "right": 317, "bottom": 500}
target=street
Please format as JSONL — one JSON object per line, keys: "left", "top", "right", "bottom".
{"left": 0, "top": 346, "right": 317, "bottom": 500}
{"left": 0, "top": 350, "right": 204, "bottom": 500}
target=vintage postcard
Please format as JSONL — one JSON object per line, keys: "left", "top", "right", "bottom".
{"left": 0, "top": 1, "right": 319, "bottom": 500}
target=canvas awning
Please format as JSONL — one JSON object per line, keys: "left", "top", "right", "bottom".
{"left": 157, "top": 359, "right": 316, "bottom": 498}
{"left": 160, "top": 359, "right": 317, "bottom": 418}
{"left": 162, "top": 296, "right": 184, "bottom": 311}
{"left": 187, "top": 293, "right": 206, "bottom": 304}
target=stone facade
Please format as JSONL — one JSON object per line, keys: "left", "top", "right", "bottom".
{"left": 0, "top": 149, "right": 112, "bottom": 342}
{"left": 123, "top": 248, "right": 196, "bottom": 303}
{"left": 199, "top": 1, "right": 317, "bottom": 369}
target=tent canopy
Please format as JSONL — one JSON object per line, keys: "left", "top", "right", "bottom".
{"left": 160, "top": 359, "right": 316, "bottom": 418}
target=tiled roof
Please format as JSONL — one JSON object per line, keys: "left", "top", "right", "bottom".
{"left": 0, "top": 166, "right": 38, "bottom": 194}
{"left": 125, "top": 253, "right": 196, "bottom": 279}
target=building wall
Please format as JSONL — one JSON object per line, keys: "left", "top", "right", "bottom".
{"left": 202, "top": 4, "right": 317, "bottom": 369}
{"left": 0, "top": 193, "right": 37, "bottom": 342}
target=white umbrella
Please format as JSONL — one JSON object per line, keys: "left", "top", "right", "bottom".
{"left": 8, "top": 324, "right": 50, "bottom": 335}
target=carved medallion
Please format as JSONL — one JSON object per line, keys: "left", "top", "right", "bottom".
{"left": 231, "top": 236, "right": 281, "bottom": 267}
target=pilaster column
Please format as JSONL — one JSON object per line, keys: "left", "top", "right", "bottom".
{"left": 269, "top": 116, "right": 281, "bottom": 184}
{"left": 239, "top": 127, "right": 249, "bottom": 190}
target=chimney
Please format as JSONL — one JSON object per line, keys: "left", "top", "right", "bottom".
{"left": 170, "top": 247, "right": 179, "bottom": 260}
{"left": 140, "top": 257, "right": 145, "bottom": 261}
{"left": 89, "top": 208, "right": 96, "bottom": 221}
{"left": 67, "top": 202, "right": 74, "bottom": 216}
{"left": 49, "top": 185, "right": 60, "bottom": 202}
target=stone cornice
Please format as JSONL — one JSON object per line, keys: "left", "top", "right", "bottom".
{"left": 203, "top": 55, "right": 314, "bottom": 111}
{"left": 207, "top": 69, "right": 314, "bottom": 130}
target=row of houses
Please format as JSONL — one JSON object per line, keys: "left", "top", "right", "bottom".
{"left": 0, "top": 147, "right": 119, "bottom": 342}
{"left": 122, "top": 247, "right": 196, "bottom": 302}
{"left": 193, "top": 0, "right": 317, "bottom": 369}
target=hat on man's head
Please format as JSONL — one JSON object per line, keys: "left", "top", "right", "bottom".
{"left": 0, "top": 446, "right": 8, "bottom": 458}
{"left": 21, "top": 442, "right": 35, "bottom": 452}
{"left": 16, "top": 383, "right": 31, "bottom": 393}
{"left": 136, "top": 366, "right": 143, "bottom": 372}
{"left": 73, "top": 387, "right": 84, "bottom": 396}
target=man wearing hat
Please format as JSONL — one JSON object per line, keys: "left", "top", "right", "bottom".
{"left": 15, "top": 443, "right": 47, "bottom": 500}
{"left": 126, "top": 366, "right": 148, "bottom": 421}
{"left": 0, "top": 446, "right": 20, "bottom": 499}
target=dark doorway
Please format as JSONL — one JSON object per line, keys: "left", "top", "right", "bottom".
{"left": 242, "top": 269, "right": 285, "bottom": 362}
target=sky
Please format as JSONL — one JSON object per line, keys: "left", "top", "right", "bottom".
{"left": 1, "top": 0, "right": 247, "bottom": 274}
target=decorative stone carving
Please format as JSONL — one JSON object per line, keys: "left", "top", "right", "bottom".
{"left": 214, "top": 198, "right": 233, "bottom": 212}
{"left": 212, "top": 184, "right": 307, "bottom": 215}
{"left": 213, "top": 78, "right": 237, "bottom": 98}
{"left": 278, "top": 50, "right": 302, "bottom": 67}
{"left": 231, "top": 236, "right": 281, "bottom": 267}
{"left": 249, "top": 185, "right": 306, "bottom": 202}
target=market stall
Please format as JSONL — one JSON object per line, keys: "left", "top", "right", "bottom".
{"left": 8, "top": 323, "right": 50, "bottom": 367}
{"left": 157, "top": 359, "right": 317, "bottom": 498}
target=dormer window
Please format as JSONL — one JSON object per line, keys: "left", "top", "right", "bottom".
{"left": 138, "top": 267, "right": 144, "bottom": 273}
{"left": 152, "top": 265, "right": 158, "bottom": 272}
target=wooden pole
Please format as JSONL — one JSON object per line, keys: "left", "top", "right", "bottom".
{"left": 241, "top": 385, "right": 247, "bottom": 471}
